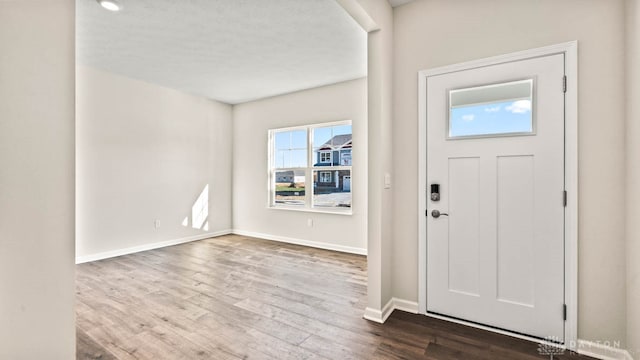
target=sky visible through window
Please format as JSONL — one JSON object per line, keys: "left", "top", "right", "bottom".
{"left": 450, "top": 99, "right": 532, "bottom": 138}
{"left": 274, "top": 125, "right": 352, "bottom": 168}
{"left": 313, "top": 124, "right": 351, "bottom": 148}
{"left": 274, "top": 130, "right": 306, "bottom": 168}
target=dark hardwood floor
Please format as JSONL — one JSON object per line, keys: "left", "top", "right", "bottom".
{"left": 76, "top": 234, "right": 592, "bottom": 359}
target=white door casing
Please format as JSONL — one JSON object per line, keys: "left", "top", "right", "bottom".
{"left": 419, "top": 43, "right": 579, "bottom": 345}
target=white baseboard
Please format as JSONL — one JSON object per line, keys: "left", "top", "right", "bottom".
{"left": 75, "top": 229, "right": 232, "bottom": 264}
{"left": 363, "top": 307, "right": 384, "bottom": 323}
{"left": 231, "top": 229, "right": 367, "bottom": 256}
{"left": 76, "top": 228, "right": 366, "bottom": 264}
{"left": 364, "top": 297, "right": 395, "bottom": 323}
{"left": 576, "top": 339, "right": 634, "bottom": 360}
{"left": 363, "top": 298, "right": 419, "bottom": 324}
{"left": 392, "top": 298, "right": 419, "bottom": 314}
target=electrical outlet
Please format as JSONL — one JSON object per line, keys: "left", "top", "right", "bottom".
{"left": 154, "top": 219, "right": 161, "bottom": 229}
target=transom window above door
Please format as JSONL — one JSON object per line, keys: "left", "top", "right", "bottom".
{"left": 448, "top": 79, "right": 534, "bottom": 139}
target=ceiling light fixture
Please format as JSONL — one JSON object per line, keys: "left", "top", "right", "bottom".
{"left": 97, "top": 0, "right": 122, "bottom": 12}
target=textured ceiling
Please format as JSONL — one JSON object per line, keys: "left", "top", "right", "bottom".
{"left": 77, "top": 0, "right": 367, "bottom": 104}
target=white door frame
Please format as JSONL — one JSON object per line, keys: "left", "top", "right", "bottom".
{"left": 417, "top": 41, "right": 578, "bottom": 350}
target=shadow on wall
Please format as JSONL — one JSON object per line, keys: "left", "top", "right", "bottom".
{"left": 182, "top": 184, "right": 209, "bottom": 231}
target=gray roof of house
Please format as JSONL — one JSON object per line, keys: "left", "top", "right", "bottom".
{"left": 320, "top": 134, "right": 352, "bottom": 149}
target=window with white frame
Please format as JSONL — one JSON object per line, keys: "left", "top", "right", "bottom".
{"left": 319, "top": 151, "right": 332, "bottom": 163}
{"left": 269, "top": 121, "right": 352, "bottom": 212}
{"left": 319, "top": 171, "right": 332, "bottom": 183}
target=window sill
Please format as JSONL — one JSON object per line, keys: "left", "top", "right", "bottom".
{"left": 268, "top": 205, "right": 353, "bottom": 216}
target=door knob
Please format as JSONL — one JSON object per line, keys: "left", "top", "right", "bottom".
{"left": 431, "top": 210, "right": 449, "bottom": 218}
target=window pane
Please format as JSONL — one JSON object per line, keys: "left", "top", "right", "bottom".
{"left": 275, "top": 130, "right": 306, "bottom": 150}
{"left": 449, "top": 79, "right": 533, "bottom": 138}
{"left": 274, "top": 129, "right": 307, "bottom": 168}
{"left": 274, "top": 132, "right": 290, "bottom": 150}
{"left": 313, "top": 127, "right": 332, "bottom": 147}
{"left": 275, "top": 170, "right": 305, "bottom": 206}
{"left": 290, "top": 130, "right": 307, "bottom": 149}
{"left": 289, "top": 149, "right": 307, "bottom": 168}
{"left": 274, "top": 150, "right": 290, "bottom": 169}
{"left": 313, "top": 124, "right": 352, "bottom": 167}
{"left": 313, "top": 170, "right": 351, "bottom": 208}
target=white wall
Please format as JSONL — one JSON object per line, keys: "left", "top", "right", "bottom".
{"left": 337, "top": 0, "right": 394, "bottom": 317}
{"left": 359, "top": 0, "right": 395, "bottom": 315}
{"left": 0, "top": 1, "right": 76, "bottom": 358}
{"left": 76, "top": 66, "right": 233, "bottom": 260}
{"left": 392, "top": 0, "right": 627, "bottom": 347}
{"left": 232, "top": 78, "right": 368, "bottom": 253}
{"left": 626, "top": 0, "right": 640, "bottom": 357}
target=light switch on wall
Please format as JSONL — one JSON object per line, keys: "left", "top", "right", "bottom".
{"left": 384, "top": 173, "right": 392, "bottom": 189}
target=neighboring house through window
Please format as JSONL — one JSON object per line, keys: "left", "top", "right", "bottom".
{"left": 340, "top": 151, "right": 352, "bottom": 166}
{"left": 319, "top": 171, "right": 332, "bottom": 183}
{"left": 269, "top": 120, "right": 352, "bottom": 212}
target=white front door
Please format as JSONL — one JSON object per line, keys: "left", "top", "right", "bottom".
{"left": 343, "top": 176, "right": 351, "bottom": 192}
{"left": 426, "top": 54, "right": 565, "bottom": 340}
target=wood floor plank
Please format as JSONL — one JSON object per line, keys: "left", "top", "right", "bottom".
{"left": 185, "top": 293, "right": 314, "bottom": 346}
{"left": 76, "top": 328, "right": 118, "bottom": 360}
{"left": 76, "top": 234, "right": 596, "bottom": 360}
{"left": 299, "top": 333, "right": 376, "bottom": 360}
{"left": 424, "top": 342, "right": 488, "bottom": 360}
{"left": 373, "top": 341, "right": 431, "bottom": 360}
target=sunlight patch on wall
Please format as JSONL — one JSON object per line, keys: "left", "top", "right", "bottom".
{"left": 191, "top": 185, "right": 209, "bottom": 230}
